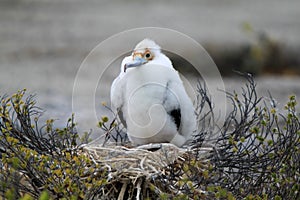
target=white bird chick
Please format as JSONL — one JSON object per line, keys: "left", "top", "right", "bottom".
{"left": 111, "top": 39, "right": 197, "bottom": 147}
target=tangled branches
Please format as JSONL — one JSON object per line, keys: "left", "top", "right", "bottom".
{"left": 211, "top": 74, "right": 300, "bottom": 198}
{"left": 0, "top": 90, "right": 107, "bottom": 199}
{"left": 0, "top": 74, "right": 299, "bottom": 199}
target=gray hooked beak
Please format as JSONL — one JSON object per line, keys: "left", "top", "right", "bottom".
{"left": 124, "top": 56, "right": 147, "bottom": 72}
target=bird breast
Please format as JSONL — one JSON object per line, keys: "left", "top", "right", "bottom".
{"left": 123, "top": 64, "right": 180, "bottom": 129}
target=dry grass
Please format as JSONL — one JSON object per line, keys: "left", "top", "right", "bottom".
{"left": 81, "top": 143, "right": 213, "bottom": 199}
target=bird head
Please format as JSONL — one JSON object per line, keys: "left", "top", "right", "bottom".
{"left": 123, "top": 39, "right": 164, "bottom": 72}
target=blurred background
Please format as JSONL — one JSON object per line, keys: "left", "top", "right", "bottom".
{"left": 1, "top": 0, "right": 300, "bottom": 134}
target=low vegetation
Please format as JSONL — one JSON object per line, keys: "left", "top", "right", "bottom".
{"left": 0, "top": 74, "right": 299, "bottom": 199}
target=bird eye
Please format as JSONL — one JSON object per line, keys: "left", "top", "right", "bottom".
{"left": 145, "top": 53, "right": 151, "bottom": 59}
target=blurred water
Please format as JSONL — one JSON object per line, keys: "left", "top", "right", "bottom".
{"left": 0, "top": 0, "right": 300, "bottom": 136}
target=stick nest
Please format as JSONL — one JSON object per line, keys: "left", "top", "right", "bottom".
{"left": 82, "top": 143, "right": 213, "bottom": 199}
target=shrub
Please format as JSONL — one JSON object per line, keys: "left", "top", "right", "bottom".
{"left": 0, "top": 90, "right": 107, "bottom": 199}
{"left": 0, "top": 74, "right": 299, "bottom": 199}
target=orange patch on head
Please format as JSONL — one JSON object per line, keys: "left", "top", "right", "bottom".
{"left": 132, "top": 52, "right": 143, "bottom": 59}
{"left": 133, "top": 48, "right": 154, "bottom": 61}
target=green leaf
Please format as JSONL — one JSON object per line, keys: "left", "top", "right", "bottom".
{"left": 241, "top": 22, "right": 253, "bottom": 32}
{"left": 20, "top": 194, "right": 33, "bottom": 200}
{"left": 240, "top": 137, "right": 245, "bottom": 142}
{"left": 5, "top": 188, "right": 16, "bottom": 200}
{"left": 101, "top": 116, "right": 109, "bottom": 123}
{"left": 274, "top": 195, "right": 282, "bottom": 200}
{"left": 97, "top": 121, "right": 103, "bottom": 128}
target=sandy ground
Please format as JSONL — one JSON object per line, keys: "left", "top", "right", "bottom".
{"left": 1, "top": 0, "right": 300, "bottom": 136}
